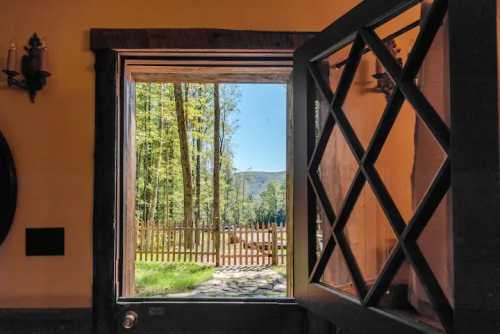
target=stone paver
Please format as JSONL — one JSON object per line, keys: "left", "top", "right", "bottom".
{"left": 166, "top": 266, "right": 287, "bottom": 298}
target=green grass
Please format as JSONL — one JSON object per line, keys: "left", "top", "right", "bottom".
{"left": 272, "top": 265, "right": 287, "bottom": 278}
{"left": 135, "top": 261, "right": 214, "bottom": 296}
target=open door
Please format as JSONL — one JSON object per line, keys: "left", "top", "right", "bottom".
{"left": 292, "top": 0, "right": 455, "bottom": 333}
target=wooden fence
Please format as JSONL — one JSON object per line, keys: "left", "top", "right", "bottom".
{"left": 136, "top": 222, "right": 287, "bottom": 266}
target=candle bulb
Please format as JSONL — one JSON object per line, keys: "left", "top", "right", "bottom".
{"left": 40, "top": 46, "right": 48, "bottom": 72}
{"left": 6, "top": 43, "right": 16, "bottom": 72}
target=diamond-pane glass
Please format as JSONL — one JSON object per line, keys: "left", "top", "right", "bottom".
{"left": 375, "top": 259, "right": 444, "bottom": 332}
{"left": 342, "top": 51, "right": 389, "bottom": 149}
{"left": 305, "top": 1, "right": 452, "bottom": 331}
{"left": 317, "top": 125, "right": 358, "bottom": 215}
{"left": 417, "top": 189, "right": 452, "bottom": 306}
{"left": 320, "top": 245, "right": 357, "bottom": 298}
{"left": 344, "top": 184, "right": 397, "bottom": 288}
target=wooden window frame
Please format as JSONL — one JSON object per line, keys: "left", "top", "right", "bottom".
{"left": 90, "top": 29, "right": 313, "bottom": 334}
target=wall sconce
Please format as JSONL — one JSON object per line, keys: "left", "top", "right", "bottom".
{"left": 2, "top": 33, "right": 50, "bottom": 103}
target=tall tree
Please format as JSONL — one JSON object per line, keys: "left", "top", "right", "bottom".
{"left": 174, "top": 83, "right": 194, "bottom": 248}
{"left": 194, "top": 86, "right": 203, "bottom": 243}
{"left": 149, "top": 84, "right": 166, "bottom": 223}
{"left": 213, "top": 83, "right": 221, "bottom": 265}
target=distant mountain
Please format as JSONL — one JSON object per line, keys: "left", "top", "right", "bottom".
{"left": 234, "top": 171, "right": 285, "bottom": 198}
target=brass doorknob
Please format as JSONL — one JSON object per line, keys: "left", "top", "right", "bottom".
{"left": 122, "top": 310, "right": 138, "bottom": 330}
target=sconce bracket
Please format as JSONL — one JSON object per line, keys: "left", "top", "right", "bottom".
{"left": 3, "top": 33, "right": 50, "bottom": 103}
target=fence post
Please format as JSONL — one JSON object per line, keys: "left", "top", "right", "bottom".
{"left": 271, "top": 223, "right": 278, "bottom": 265}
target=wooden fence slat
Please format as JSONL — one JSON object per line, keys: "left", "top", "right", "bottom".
{"left": 138, "top": 225, "right": 142, "bottom": 261}
{"left": 182, "top": 229, "right": 187, "bottom": 262}
{"left": 165, "top": 224, "right": 170, "bottom": 262}
{"left": 161, "top": 224, "right": 164, "bottom": 262}
{"left": 233, "top": 226, "right": 236, "bottom": 266}
{"left": 207, "top": 225, "right": 211, "bottom": 263}
{"left": 135, "top": 222, "right": 287, "bottom": 267}
{"left": 222, "top": 228, "right": 226, "bottom": 266}
{"left": 258, "top": 223, "right": 262, "bottom": 265}
{"left": 251, "top": 224, "right": 255, "bottom": 265}
{"left": 264, "top": 222, "right": 268, "bottom": 265}
{"left": 264, "top": 222, "right": 268, "bottom": 266}
{"left": 193, "top": 226, "right": 197, "bottom": 263}
{"left": 200, "top": 223, "right": 205, "bottom": 263}
{"left": 172, "top": 225, "right": 177, "bottom": 261}
{"left": 142, "top": 223, "right": 145, "bottom": 261}
{"left": 238, "top": 226, "right": 242, "bottom": 266}
{"left": 269, "top": 222, "right": 273, "bottom": 265}
{"left": 154, "top": 223, "right": 160, "bottom": 261}
{"left": 272, "top": 223, "right": 278, "bottom": 265}
{"left": 244, "top": 225, "right": 248, "bottom": 266}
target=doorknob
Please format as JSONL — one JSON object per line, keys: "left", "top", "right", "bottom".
{"left": 122, "top": 310, "right": 138, "bottom": 330}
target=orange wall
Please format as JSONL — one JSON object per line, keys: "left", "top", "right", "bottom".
{"left": 0, "top": 0, "right": 362, "bottom": 308}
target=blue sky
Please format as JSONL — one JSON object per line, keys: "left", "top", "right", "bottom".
{"left": 226, "top": 83, "right": 287, "bottom": 173}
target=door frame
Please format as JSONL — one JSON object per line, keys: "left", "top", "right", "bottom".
{"left": 90, "top": 29, "right": 313, "bottom": 334}
{"left": 293, "top": 0, "right": 499, "bottom": 334}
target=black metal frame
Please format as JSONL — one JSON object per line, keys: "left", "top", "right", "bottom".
{"left": 293, "top": 0, "right": 499, "bottom": 333}
{"left": 0, "top": 130, "right": 17, "bottom": 247}
{"left": 91, "top": 29, "right": 313, "bottom": 334}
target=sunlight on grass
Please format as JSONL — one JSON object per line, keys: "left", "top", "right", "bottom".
{"left": 272, "top": 265, "right": 287, "bottom": 277}
{"left": 135, "top": 262, "right": 214, "bottom": 297}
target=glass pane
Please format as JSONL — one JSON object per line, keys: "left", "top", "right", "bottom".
{"left": 375, "top": 101, "right": 447, "bottom": 224}
{"left": 320, "top": 245, "right": 357, "bottom": 298}
{"left": 417, "top": 0, "right": 450, "bottom": 126}
{"left": 317, "top": 125, "right": 358, "bottom": 216}
{"left": 376, "top": 259, "right": 444, "bottom": 331}
{"left": 345, "top": 184, "right": 397, "bottom": 288}
{"left": 341, "top": 51, "right": 387, "bottom": 149}
{"left": 417, "top": 189, "right": 453, "bottom": 306}
{"left": 374, "top": 189, "right": 452, "bottom": 331}
{"left": 311, "top": 82, "right": 358, "bottom": 217}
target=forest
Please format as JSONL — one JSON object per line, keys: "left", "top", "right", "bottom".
{"left": 134, "top": 82, "right": 286, "bottom": 238}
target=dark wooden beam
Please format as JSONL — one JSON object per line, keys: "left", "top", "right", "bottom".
{"left": 0, "top": 308, "right": 92, "bottom": 334}
{"left": 90, "top": 29, "right": 314, "bottom": 51}
{"left": 296, "top": 0, "right": 420, "bottom": 62}
{"left": 114, "top": 302, "right": 305, "bottom": 334}
{"left": 92, "top": 49, "right": 119, "bottom": 334}
{"left": 448, "top": 1, "right": 500, "bottom": 333}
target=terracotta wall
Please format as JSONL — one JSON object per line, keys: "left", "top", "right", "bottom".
{"left": 0, "top": 0, "right": 363, "bottom": 308}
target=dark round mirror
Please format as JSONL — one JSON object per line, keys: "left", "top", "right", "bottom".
{"left": 0, "top": 130, "right": 16, "bottom": 245}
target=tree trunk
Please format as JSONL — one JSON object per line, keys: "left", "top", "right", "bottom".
{"left": 195, "top": 114, "right": 202, "bottom": 244}
{"left": 174, "top": 83, "right": 194, "bottom": 249}
{"left": 213, "top": 83, "right": 221, "bottom": 266}
{"left": 149, "top": 84, "right": 165, "bottom": 223}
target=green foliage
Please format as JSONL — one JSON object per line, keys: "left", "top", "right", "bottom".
{"left": 135, "top": 83, "right": 286, "bottom": 227}
{"left": 135, "top": 262, "right": 214, "bottom": 296}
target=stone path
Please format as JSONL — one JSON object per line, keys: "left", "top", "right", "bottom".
{"left": 167, "top": 266, "right": 287, "bottom": 298}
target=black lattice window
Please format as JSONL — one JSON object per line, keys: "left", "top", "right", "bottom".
{"left": 306, "top": 0, "right": 452, "bottom": 332}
